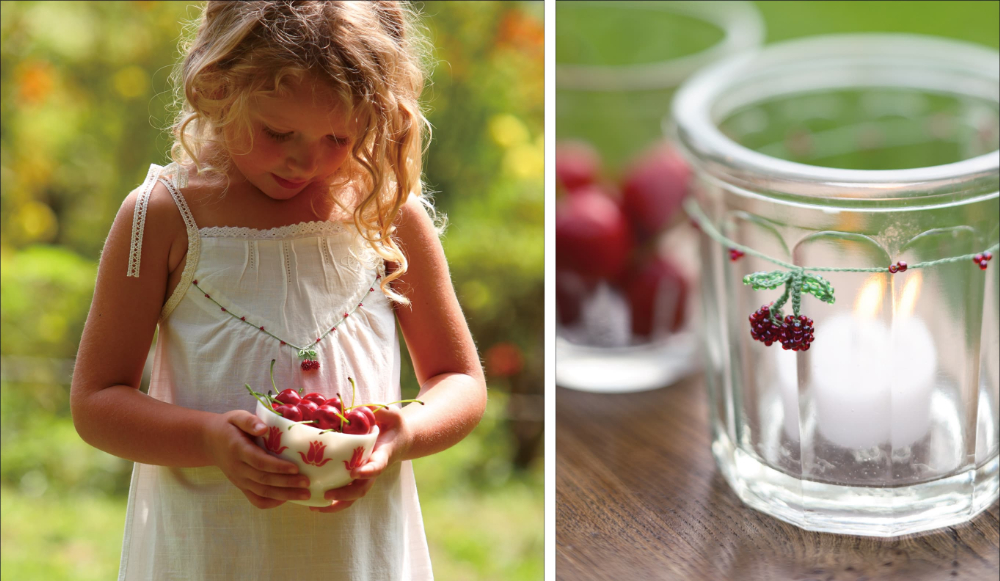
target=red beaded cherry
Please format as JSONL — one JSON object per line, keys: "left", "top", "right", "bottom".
{"left": 729, "top": 248, "right": 745, "bottom": 262}
{"left": 777, "top": 314, "right": 814, "bottom": 352}
{"left": 749, "top": 304, "right": 780, "bottom": 346}
{"left": 975, "top": 252, "right": 993, "bottom": 270}
{"left": 889, "top": 264, "right": 898, "bottom": 274}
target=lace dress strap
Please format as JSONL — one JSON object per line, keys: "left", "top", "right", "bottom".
{"left": 125, "top": 164, "right": 163, "bottom": 278}
{"left": 124, "top": 163, "right": 201, "bottom": 320}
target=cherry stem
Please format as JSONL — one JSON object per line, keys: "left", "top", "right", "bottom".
{"left": 366, "top": 399, "right": 425, "bottom": 411}
{"left": 348, "top": 377, "right": 357, "bottom": 412}
{"left": 269, "top": 359, "right": 278, "bottom": 394}
{"left": 244, "top": 383, "right": 277, "bottom": 414}
{"left": 286, "top": 420, "right": 317, "bottom": 431}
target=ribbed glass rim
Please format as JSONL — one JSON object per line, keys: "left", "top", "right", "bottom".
{"left": 556, "top": 0, "right": 764, "bottom": 92}
{"left": 670, "top": 34, "right": 1000, "bottom": 202}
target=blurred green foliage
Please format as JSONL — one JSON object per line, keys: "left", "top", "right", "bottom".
{"left": 556, "top": 0, "right": 1000, "bottom": 171}
{"left": 1, "top": 1, "right": 543, "bottom": 580}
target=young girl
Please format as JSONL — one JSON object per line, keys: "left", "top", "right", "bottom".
{"left": 69, "top": 2, "right": 486, "bottom": 579}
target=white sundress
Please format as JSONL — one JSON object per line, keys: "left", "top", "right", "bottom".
{"left": 117, "top": 163, "right": 433, "bottom": 581}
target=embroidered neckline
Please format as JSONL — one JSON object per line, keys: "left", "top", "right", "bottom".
{"left": 192, "top": 275, "right": 382, "bottom": 368}
{"left": 199, "top": 221, "right": 350, "bottom": 239}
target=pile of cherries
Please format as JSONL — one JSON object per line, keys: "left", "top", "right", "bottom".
{"left": 555, "top": 140, "right": 690, "bottom": 339}
{"left": 245, "top": 361, "right": 422, "bottom": 436}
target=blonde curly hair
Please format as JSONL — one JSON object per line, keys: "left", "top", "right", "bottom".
{"left": 170, "top": 1, "right": 431, "bottom": 303}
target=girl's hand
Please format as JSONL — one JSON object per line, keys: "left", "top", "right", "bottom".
{"left": 311, "top": 406, "right": 413, "bottom": 514}
{"left": 204, "top": 410, "right": 311, "bottom": 509}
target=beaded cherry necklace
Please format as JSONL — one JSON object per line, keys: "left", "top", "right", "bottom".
{"left": 192, "top": 274, "right": 382, "bottom": 370}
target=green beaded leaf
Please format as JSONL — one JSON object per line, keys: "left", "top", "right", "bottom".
{"left": 743, "top": 270, "right": 790, "bottom": 291}
{"left": 298, "top": 349, "right": 318, "bottom": 360}
{"left": 801, "top": 273, "right": 835, "bottom": 304}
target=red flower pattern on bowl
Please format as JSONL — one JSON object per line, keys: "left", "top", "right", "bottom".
{"left": 263, "top": 426, "right": 287, "bottom": 454}
{"left": 343, "top": 446, "right": 366, "bottom": 471}
{"left": 299, "top": 441, "right": 333, "bottom": 467}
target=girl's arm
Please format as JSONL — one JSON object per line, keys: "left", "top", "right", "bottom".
{"left": 70, "top": 183, "right": 305, "bottom": 507}
{"left": 391, "top": 196, "right": 488, "bottom": 461}
{"left": 307, "top": 195, "right": 489, "bottom": 513}
{"left": 71, "top": 182, "right": 210, "bottom": 465}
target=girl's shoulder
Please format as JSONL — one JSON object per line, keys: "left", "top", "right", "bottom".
{"left": 120, "top": 174, "right": 190, "bottom": 278}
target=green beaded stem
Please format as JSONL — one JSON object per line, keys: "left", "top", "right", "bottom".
{"left": 192, "top": 275, "right": 382, "bottom": 354}
{"left": 686, "top": 198, "right": 998, "bottom": 324}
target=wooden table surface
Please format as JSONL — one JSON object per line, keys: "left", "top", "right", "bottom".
{"left": 556, "top": 376, "right": 1000, "bottom": 581}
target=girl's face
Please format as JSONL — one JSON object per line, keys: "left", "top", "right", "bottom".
{"left": 227, "top": 77, "right": 358, "bottom": 201}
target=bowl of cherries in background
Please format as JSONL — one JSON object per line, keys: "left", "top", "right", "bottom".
{"left": 555, "top": 139, "right": 701, "bottom": 392}
{"left": 245, "top": 361, "right": 422, "bottom": 507}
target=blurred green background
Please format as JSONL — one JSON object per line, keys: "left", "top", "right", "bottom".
{"left": 0, "top": 2, "right": 543, "bottom": 580}
{"left": 556, "top": 0, "right": 1000, "bottom": 173}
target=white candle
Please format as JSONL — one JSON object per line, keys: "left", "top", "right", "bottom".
{"left": 777, "top": 274, "right": 937, "bottom": 449}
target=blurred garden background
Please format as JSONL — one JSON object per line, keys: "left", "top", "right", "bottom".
{"left": 0, "top": 2, "right": 544, "bottom": 580}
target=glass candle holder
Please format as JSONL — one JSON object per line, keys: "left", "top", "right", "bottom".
{"left": 555, "top": 1, "right": 763, "bottom": 393}
{"left": 672, "top": 34, "right": 1000, "bottom": 536}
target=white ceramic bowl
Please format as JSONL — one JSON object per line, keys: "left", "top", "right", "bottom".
{"left": 254, "top": 401, "right": 379, "bottom": 507}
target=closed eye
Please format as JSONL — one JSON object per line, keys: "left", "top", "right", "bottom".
{"left": 264, "top": 126, "right": 350, "bottom": 146}
{"left": 263, "top": 126, "right": 292, "bottom": 142}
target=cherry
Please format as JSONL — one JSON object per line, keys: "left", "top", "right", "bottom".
{"left": 623, "top": 255, "right": 687, "bottom": 337}
{"left": 975, "top": 252, "right": 993, "bottom": 270}
{"left": 556, "top": 185, "right": 634, "bottom": 280}
{"left": 748, "top": 304, "right": 780, "bottom": 346}
{"left": 324, "top": 394, "right": 343, "bottom": 413}
{"left": 357, "top": 405, "right": 377, "bottom": 429}
{"left": 275, "top": 389, "right": 302, "bottom": 406}
{"left": 777, "top": 314, "right": 815, "bottom": 352}
{"left": 298, "top": 400, "right": 319, "bottom": 421}
{"left": 273, "top": 404, "right": 303, "bottom": 423}
{"left": 313, "top": 404, "right": 348, "bottom": 431}
{"left": 342, "top": 408, "right": 372, "bottom": 435}
{"left": 555, "top": 269, "right": 594, "bottom": 326}
{"left": 301, "top": 392, "right": 326, "bottom": 406}
{"left": 621, "top": 142, "right": 690, "bottom": 241}
{"left": 556, "top": 140, "right": 601, "bottom": 193}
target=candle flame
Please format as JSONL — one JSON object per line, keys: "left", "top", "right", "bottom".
{"left": 854, "top": 276, "right": 885, "bottom": 319}
{"left": 897, "top": 271, "right": 922, "bottom": 318}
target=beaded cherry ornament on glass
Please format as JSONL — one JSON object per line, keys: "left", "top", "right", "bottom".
{"left": 744, "top": 269, "right": 832, "bottom": 351}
